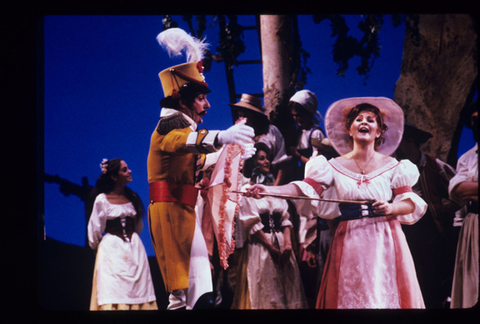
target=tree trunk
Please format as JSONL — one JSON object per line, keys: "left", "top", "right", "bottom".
{"left": 259, "top": 15, "right": 296, "bottom": 139}
{"left": 393, "top": 14, "right": 477, "bottom": 164}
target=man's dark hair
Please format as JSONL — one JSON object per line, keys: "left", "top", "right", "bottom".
{"left": 160, "top": 82, "right": 210, "bottom": 109}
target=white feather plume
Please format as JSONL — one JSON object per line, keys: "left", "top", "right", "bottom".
{"left": 156, "top": 28, "right": 208, "bottom": 63}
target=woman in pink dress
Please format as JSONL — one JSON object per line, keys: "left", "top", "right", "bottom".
{"left": 246, "top": 97, "right": 427, "bottom": 309}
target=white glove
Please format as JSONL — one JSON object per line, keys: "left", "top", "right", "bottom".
{"left": 217, "top": 122, "right": 255, "bottom": 146}
{"left": 241, "top": 142, "right": 256, "bottom": 160}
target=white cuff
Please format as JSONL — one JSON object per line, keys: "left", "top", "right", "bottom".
{"left": 186, "top": 130, "right": 221, "bottom": 154}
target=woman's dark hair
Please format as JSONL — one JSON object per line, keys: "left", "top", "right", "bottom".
{"left": 288, "top": 101, "right": 312, "bottom": 118}
{"left": 242, "top": 142, "right": 272, "bottom": 178}
{"left": 85, "top": 158, "right": 144, "bottom": 222}
{"left": 344, "top": 103, "right": 388, "bottom": 150}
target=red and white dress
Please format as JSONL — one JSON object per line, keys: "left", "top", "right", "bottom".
{"left": 293, "top": 155, "right": 427, "bottom": 309}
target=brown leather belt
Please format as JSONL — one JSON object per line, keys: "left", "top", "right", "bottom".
{"left": 149, "top": 181, "right": 198, "bottom": 207}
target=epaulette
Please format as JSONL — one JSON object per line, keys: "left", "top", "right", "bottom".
{"left": 156, "top": 112, "right": 191, "bottom": 135}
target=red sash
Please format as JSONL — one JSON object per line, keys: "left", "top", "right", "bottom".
{"left": 149, "top": 181, "right": 198, "bottom": 207}
{"left": 393, "top": 186, "right": 413, "bottom": 196}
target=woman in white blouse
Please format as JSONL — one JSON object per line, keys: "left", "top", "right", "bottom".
{"left": 246, "top": 98, "right": 427, "bottom": 309}
{"left": 87, "top": 158, "right": 157, "bottom": 310}
{"left": 231, "top": 143, "right": 308, "bottom": 309}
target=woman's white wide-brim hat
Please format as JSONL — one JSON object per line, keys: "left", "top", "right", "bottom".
{"left": 325, "top": 97, "right": 404, "bottom": 156}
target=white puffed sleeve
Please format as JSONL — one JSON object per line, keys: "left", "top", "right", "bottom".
{"left": 267, "top": 196, "right": 292, "bottom": 228}
{"left": 87, "top": 194, "right": 108, "bottom": 250}
{"left": 391, "top": 159, "right": 428, "bottom": 225}
{"left": 448, "top": 153, "right": 478, "bottom": 205}
{"left": 291, "top": 155, "right": 334, "bottom": 217}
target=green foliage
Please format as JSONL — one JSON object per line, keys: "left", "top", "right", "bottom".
{"left": 166, "top": 14, "right": 407, "bottom": 86}
{"left": 313, "top": 14, "right": 406, "bottom": 84}
{"left": 215, "top": 15, "right": 246, "bottom": 68}
{"left": 180, "top": 15, "right": 246, "bottom": 73}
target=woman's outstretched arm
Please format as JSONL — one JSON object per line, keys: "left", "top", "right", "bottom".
{"left": 245, "top": 182, "right": 305, "bottom": 199}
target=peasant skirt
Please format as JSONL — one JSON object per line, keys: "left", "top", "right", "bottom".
{"left": 89, "top": 235, "right": 158, "bottom": 311}
{"left": 451, "top": 212, "right": 479, "bottom": 308}
{"left": 90, "top": 254, "right": 158, "bottom": 310}
{"left": 231, "top": 231, "right": 308, "bottom": 309}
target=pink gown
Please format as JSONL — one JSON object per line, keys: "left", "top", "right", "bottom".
{"left": 293, "top": 155, "right": 427, "bottom": 309}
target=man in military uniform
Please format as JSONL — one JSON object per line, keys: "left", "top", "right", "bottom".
{"left": 148, "top": 28, "right": 255, "bottom": 310}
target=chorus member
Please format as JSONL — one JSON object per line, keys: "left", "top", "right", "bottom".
{"left": 230, "top": 94, "right": 290, "bottom": 185}
{"left": 288, "top": 89, "right": 325, "bottom": 181}
{"left": 449, "top": 100, "right": 478, "bottom": 309}
{"left": 286, "top": 90, "right": 326, "bottom": 307}
{"left": 395, "top": 123, "right": 460, "bottom": 308}
{"left": 87, "top": 158, "right": 157, "bottom": 310}
{"left": 231, "top": 142, "right": 308, "bottom": 309}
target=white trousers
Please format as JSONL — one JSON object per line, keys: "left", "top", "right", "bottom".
{"left": 167, "top": 219, "right": 213, "bottom": 310}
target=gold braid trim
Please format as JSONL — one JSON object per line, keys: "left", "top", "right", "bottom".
{"left": 156, "top": 113, "right": 191, "bottom": 135}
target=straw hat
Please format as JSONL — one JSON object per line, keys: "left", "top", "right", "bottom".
{"left": 229, "top": 94, "right": 266, "bottom": 114}
{"left": 289, "top": 90, "right": 323, "bottom": 124}
{"left": 229, "top": 94, "right": 269, "bottom": 123}
{"left": 325, "top": 97, "right": 404, "bottom": 156}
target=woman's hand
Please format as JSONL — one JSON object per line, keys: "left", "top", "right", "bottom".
{"left": 306, "top": 250, "right": 318, "bottom": 268}
{"left": 372, "top": 200, "right": 394, "bottom": 216}
{"left": 373, "top": 198, "right": 415, "bottom": 216}
{"left": 245, "top": 184, "right": 267, "bottom": 199}
{"left": 281, "top": 243, "right": 292, "bottom": 264}
{"left": 252, "top": 230, "right": 281, "bottom": 262}
{"left": 267, "top": 244, "right": 282, "bottom": 263}
{"left": 280, "top": 226, "right": 292, "bottom": 264}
